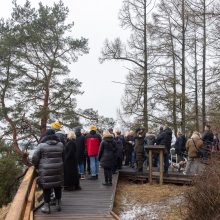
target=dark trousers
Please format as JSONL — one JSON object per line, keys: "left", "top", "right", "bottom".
{"left": 43, "top": 187, "right": 62, "bottom": 203}
{"left": 84, "top": 154, "right": 90, "bottom": 174}
{"left": 164, "top": 153, "right": 170, "bottom": 174}
{"left": 104, "top": 167, "right": 112, "bottom": 183}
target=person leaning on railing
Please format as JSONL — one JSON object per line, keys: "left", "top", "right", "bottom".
{"left": 32, "top": 129, "right": 64, "bottom": 214}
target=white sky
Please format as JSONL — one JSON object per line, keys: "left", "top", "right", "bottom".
{"left": 0, "top": 0, "right": 129, "bottom": 119}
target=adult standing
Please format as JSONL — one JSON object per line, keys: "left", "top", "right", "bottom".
{"left": 124, "top": 131, "right": 135, "bottom": 166}
{"left": 63, "top": 131, "right": 81, "bottom": 191}
{"left": 184, "top": 131, "right": 203, "bottom": 175}
{"left": 134, "top": 128, "right": 145, "bottom": 172}
{"left": 32, "top": 129, "right": 64, "bottom": 214}
{"left": 98, "top": 130, "right": 116, "bottom": 186}
{"left": 174, "top": 130, "right": 186, "bottom": 162}
{"left": 202, "top": 125, "right": 214, "bottom": 157}
{"left": 75, "top": 127, "right": 86, "bottom": 180}
{"left": 155, "top": 126, "right": 172, "bottom": 176}
{"left": 85, "top": 125, "right": 102, "bottom": 180}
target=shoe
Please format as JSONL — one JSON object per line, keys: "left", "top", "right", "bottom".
{"left": 41, "top": 203, "right": 50, "bottom": 214}
{"left": 56, "top": 199, "right": 61, "bottom": 212}
{"left": 74, "top": 185, "right": 82, "bottom": 191}
{"left": 88, "top": 176, "right": 97, "bottom": 180}
{"left": 102, "top": 182, "right": 109, "bottom": 186}
{"left": 95, "top": 174, "right": 98, "bottom": 179}
{"left": 64, "top": 186, "right": 74, "bottom": 191}
{"left": 108, "top": 182, "right": 112, "bottom": 186}
{"left": 80, "top": 174, "right": 85, "bottom": 180}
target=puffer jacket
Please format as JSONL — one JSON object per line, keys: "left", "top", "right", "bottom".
{"left": 32, "top": 135, "right": 64, "bottom": 189}
{"left": 186, "top": 134, "right": 203, "bottom": 158}
{"left": 98, "top": 135, "right": 116, "bottom": 168}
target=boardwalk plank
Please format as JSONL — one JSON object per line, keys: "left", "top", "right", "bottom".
{"left": 34, "top": 169, "right": 117, "bottom": 220}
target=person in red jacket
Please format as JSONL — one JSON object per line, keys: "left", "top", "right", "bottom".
{"left": 85, "top": 125, "right": 102, "bottom": 180}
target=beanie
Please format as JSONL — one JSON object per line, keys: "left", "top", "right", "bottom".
{"left": 90, "top": 125, "right": 97, "bottom": 131}
{"left": 51, "top": 121, "right": 61, "bottom": 129}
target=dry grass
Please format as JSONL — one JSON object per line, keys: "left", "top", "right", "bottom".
{"left": 114, "top": 180, "right": 190, "bottom": 219}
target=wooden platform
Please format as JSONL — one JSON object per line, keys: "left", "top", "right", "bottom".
{"left": 34, "top": 170, "right": 118, "bottom": 220}
{"left": 119, "top": 166, "right": 193, "bottom": 185}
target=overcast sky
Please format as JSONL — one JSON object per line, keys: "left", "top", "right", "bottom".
{"left": 0, "top": 0, "right": 129, "bottom": 120}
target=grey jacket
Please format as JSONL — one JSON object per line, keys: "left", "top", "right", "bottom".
{"left": 32, "top": 136, "right": 64, "bottom": 189}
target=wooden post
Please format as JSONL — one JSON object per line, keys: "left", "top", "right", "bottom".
{"left": 148, "top": 149, "right": 153, "bottom": 184}
{"left": 5, "top": 166, "right": 35, "bottom": 220}
{"left": 145, "top": 145, "right": 165, "bottom": 185}
{"left": 159, "top": 150, "right": 164, "bottom": 185}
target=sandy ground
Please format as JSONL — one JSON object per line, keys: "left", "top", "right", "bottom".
{"left": 114, "top": 180, "right": 190, "bottom": 220}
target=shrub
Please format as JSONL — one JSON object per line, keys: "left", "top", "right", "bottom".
{"left": 0, "top": 142, "right": 23, "bottom": 207}
{"left": 184, "top": 154, "right": 220, "bottom": 220}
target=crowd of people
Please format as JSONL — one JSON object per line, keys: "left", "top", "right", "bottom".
{"left": 31, "top": 121, "right": 219, "bottom": 214}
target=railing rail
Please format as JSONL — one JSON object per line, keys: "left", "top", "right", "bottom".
{"left": 5, "top": 166, "right": 36, "bottom": 220}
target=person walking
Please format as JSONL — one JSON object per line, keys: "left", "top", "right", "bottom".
{"left": 98, "top": 130, "right": 116, "bottom": 186}
{"left": 85, "top": 125, "right": 102, "bottom": 180}
{"left": 63, "top": 131, "right": 81, "bottom": 191}
{"left": 32, "top": 129, "right": 64, "bottom": 214}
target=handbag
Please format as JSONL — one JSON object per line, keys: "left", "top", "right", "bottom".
{"left": 191, "top": 138, "right": 204, "bottom": 158}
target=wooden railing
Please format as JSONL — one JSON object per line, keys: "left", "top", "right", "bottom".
{"left": 5, "top": 166, "right": 36, "bottom": 220}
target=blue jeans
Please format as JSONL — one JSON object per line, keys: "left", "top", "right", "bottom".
{"left": 78, "top": 162, "right": 84, "bottom": 175}
{"left": 90, "top": 156, "right": 99, "bottom": 176}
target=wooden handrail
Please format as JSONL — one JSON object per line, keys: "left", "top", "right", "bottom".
{"left": 5, "top": 166, "right": 36, "bottom": 220}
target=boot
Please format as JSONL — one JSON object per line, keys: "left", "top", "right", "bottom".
{"left": 56, "top": 199, "right": 61, "bottom": 212}
{"left": 41, "top": 203, "right": 50, "bottom": 214}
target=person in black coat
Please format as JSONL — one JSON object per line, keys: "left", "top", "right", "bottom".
{"left": 174, "top": 131, "right": 186, "bottom": 162}
{"left": 64, "top": 131, "right": 81, "bottom": 191}
{"left": 75, "top": 127, "right": 86, "bottom": 179}
{"left": 155, "top": 126, "right": 172, "bottom": 175}
{"left": 32, "top": 129, "right": 64, "bottom": 214}
{"left": 98, "top": 130, "right": 116, "bottom": 186}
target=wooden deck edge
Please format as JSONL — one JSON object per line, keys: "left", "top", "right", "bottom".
{"left": 5, "top": 166, "right": 35, "bottom": 220}
{"left": 109, "top": 173, "right": 119, "bottom": 212}
{"left": 110, "top": 210, "right": 121, "bottom": 220}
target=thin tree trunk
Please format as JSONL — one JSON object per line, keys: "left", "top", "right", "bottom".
{"left": 169, "top": 18, "right": 177, "bottom": 136}
{"left": 202, "top": 0, "right": 207, "bottom": 130}
{"left": 143, "top": 0, "right": 148, "bottom": 131}
{"left": 181, "top": 0, "right": 186, "bottom": 134}
{"left": 194, "top": 34, "right": 199, "bottom": 131}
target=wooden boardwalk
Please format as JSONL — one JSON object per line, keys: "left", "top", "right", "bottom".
{"left": 34, "top": 170, "right": 118, "bottom": 220}
{"left": 120, "top": 166, "right": 193, "bottom": 184}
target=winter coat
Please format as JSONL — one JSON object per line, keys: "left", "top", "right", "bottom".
{"left": 156, "top": 127, "right": 172, "bottom": 153}
{"left": 98, "top": 135, "right": 116, "bottom": 168}
{"left": 174, "top": 134, "right": 186, "bottom": 155}
{"left": 63, "top": 139, "right": 79, "bottom": 187}
{"left": 85, "top": 131, "right": 102, "bottom": 157}
{"left": 124, "top": 135, "right": 135, "bottom": 153}
{"left": 186, "top": 134, "right": 203, "bottom": 158}
{"left": 32, "top": 135, "right": 64, "bottom": 189}
{"left": 145, "top": 133, "right": 156, "bottom": 145}
{"left": 135, "top": 135, "right": 145, "bottom": 154}
{"left": 115, "top": 135, "right": 124, "bottom": 159}
{"left": 75, "top": 129, "right": 85, "bottom": 163}
{"left": 202, "top": 130, "right": 214, "bottom": 145}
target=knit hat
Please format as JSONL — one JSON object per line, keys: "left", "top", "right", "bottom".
{"left": 51, "top": 121, "right": 61, "bottom": 129}
{"left": 90, "top": 125, "right": 97, "bottom": 131}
